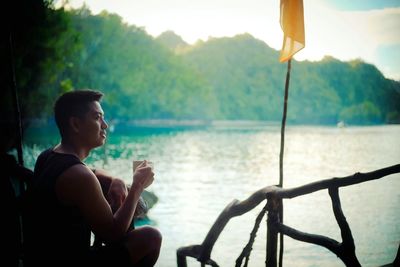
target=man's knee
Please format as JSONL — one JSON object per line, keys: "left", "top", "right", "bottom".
{"left": 140, "top": 226, "right": 162, "bottom": 248}
{"left": 125, "top": 226, "right": 161, "bottom": 265}
{"left": 127, "top": 226, "right": 162, "bottom": 249}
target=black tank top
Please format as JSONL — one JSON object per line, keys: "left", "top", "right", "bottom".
{"left": 24, "top": 148, "right": 91, "bottom": 266}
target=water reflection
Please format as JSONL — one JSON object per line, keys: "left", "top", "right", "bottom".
{"left": 23, "top": 124, "right": 400, "bottom": 267}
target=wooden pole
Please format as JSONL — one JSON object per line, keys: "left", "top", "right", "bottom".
{"left": 277, "top": 59, "right": 291, "bottom": 267}
{"left": 266, "top": 208, "right": 278, "bottom": 267}
{"left": 266, "top": 197, "right": 279, "bottom": 267}
{"left": 9, "top": 32, "right": 24, "bottom": 167}
{"left": 279, "top": 60, "right": 291, "bottom": 185}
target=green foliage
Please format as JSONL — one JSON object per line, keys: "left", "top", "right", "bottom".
{"left": 339, "top": 102, "right": 382, "bottom": 124}
{"left": 4, "top": 1, "right": 400, "bottom": 126}
{"left": 156, "top": 31, "right": 189, "bottom": 52}
{"left": 182, "top": 34, "right": 286, "bottom": 120}
{"left": 62, "top": 8, "right": 216, "bottom": 120}
{"left": 182, "top": 36, "right": 399, "bottom": 124}
{"left": 2, "top": 0, "right": 81, "bottom": 119}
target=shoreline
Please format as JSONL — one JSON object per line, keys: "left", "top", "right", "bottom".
{"left": 23, "top": 118, "right": 398, "bottom": 130}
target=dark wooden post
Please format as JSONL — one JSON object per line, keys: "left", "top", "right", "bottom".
{"left": 177, "top": 248, "right": 188, "bottom": 267}
{"left": 8, "top": 33, "right": 24, "bottom": 169}
{"left": 266, "top": 198, "right": 279, "bottom": 267}
{"left": 278, "top": 56, "right": 292, "bottom": 267}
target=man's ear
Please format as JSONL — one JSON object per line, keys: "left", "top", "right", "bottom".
{"left": 69, "top": 117, "right": 81, "bottom": 133}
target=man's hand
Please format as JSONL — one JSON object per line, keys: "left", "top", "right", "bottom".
{"left": 133, "top": 160, "right": 154, "bottom": 190}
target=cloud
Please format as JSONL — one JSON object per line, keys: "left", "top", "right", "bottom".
{"left": 295, "top": 2, "right": 400, "bottom": 79}
{"left": 63, "top": 0, "right": 400, "bottom": 79}
{"left": 354, "top": 8, "right": 400, "bottom": 45}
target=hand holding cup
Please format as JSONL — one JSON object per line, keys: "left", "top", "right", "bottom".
{"left": 132, "top": 160, "right": 154, "bottom": 189}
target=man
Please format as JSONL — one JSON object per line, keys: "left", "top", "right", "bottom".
{"left": 24, "top": 89, "right": 161, "bottom": 267}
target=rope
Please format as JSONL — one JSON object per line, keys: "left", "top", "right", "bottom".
{"left": 235, "top": 203, "right": 268, "bottom": 267}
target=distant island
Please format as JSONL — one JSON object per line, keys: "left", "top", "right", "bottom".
{"left": 4, "top": 2, "right": 400, "bottom": 127}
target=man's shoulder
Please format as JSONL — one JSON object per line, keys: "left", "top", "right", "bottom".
{"left": 59, "top": 163, "right": 96, "bottom": 183}
{"left": 35, "top": 147, "right": 60, "bottom": 164}
{"left": 62, "top": 163, "right": 91, "bottom": 174}
{"left": 33, "top": 148, "right": 84, "bottom": 181}
{"left": 56, "top": 164, "right": 99, "bottom": 206}
{"left": 34, "top": 148, "right": 54, "bottom": 172}
{"left": 35, "top": 148, "right": 82, "bottom": 168}
{"left": 57, "top": 164, "right": 99, "bottom": 197}
{"left": 37, "top": 147, "right": 53, "bottom": 160}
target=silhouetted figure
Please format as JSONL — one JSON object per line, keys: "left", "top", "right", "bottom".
{"left": 23, "top": 90, "right": 161, "bottom": 267}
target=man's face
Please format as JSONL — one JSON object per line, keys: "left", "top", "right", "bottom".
{"left": 76, "top": 101, "right": 108, "bottom": 149}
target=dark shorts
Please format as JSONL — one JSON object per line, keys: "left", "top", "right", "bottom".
{"left": 84, "top": 242, "right": 132, "bottom": 267}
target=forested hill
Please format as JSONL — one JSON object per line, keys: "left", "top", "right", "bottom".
{"left": 160, "top": 32, "right": 400, "bottom": 124}
{"left": 4, "top": 2, "right": 399, "bottom": 125}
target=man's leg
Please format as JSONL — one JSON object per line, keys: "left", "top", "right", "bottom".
{"left": 124, "top": 226, "right": 162, "bottom": 267}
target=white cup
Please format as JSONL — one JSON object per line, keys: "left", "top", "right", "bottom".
{"left": 133, "top": 160, "right": 154, "bottom": 172}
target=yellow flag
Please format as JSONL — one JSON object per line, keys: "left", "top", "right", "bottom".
{"left": 279, "top": 0, "right": 305, "bottom": 62}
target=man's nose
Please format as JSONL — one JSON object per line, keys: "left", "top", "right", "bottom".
{"left": 102, "top": 118, "right": 108, "bottom": 129}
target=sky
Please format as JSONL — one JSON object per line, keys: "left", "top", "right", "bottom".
{"left": 62, "top": 0, "right": 400, "bottom": 80}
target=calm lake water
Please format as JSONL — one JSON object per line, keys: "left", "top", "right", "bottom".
{"left": 22, "top": 123, "right": 400, "bottom": 267}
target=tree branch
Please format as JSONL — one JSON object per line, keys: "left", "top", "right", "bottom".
{"left": 177, "top": 186, "right": 276, "bottom": 266}
{"left": 199, "top": 186, "right": 276, "bottom": 261}
{"left": 176, "top": 164, "right": 400, "bottom": 266}
{"left": 328, "top": 187, "right": 361, "bottom": 266}
{"left": 276, "top": 223, "right": 340, "bottom": 253}
{"left": 329, "top": 187, "right": 354, "bottom": 248}
{"left": 268, "top": 164, "right": 400, "bottom": 199}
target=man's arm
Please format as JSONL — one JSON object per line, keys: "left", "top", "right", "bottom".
{"left": 92, "top": 169, "right": 147, "bottom": 217}
{"left": 92, "top": 168, "right": 115, "bottom": 193}
{"left": 92, "top": 168, "right": 128, "bottom": 212}
{"left": 56, "top": 163, "right": 153, "bottom": 241}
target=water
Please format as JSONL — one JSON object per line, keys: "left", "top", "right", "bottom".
{"left": 22, "top": 124, "right": 400, "bottom": 267}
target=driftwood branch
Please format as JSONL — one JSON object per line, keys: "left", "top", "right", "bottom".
{"left": 199, "top": 186, "right": 277, "bottom": 262}
{"left": 271, "top": 164, "right": 400, "bottom": 267}
{"left": 276, "top": 223, "right": 340, "bottom": 251}
{"left": 177, "top": 186, "right": 276, "bottom": 266}
{"left": 329, "top": 187, "right": 361, "bottom": 266}
{"left": 276, "top": 187, "right": 361, "bottom": 266}
{"left": 235, "top": 203, "right": 268, "bottom": 267}
{"left": 177, "top": 245, "right": 219, "bottom": 267}
{"left": 176, "top": 164, "right": 400, "bottom": 266}
{"left": 268, "top": 164, "right": 400, "bottom": 199}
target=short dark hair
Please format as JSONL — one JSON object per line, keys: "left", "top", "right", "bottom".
{"left": 54, "top": 89, "right": 104, "bottom": 137}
